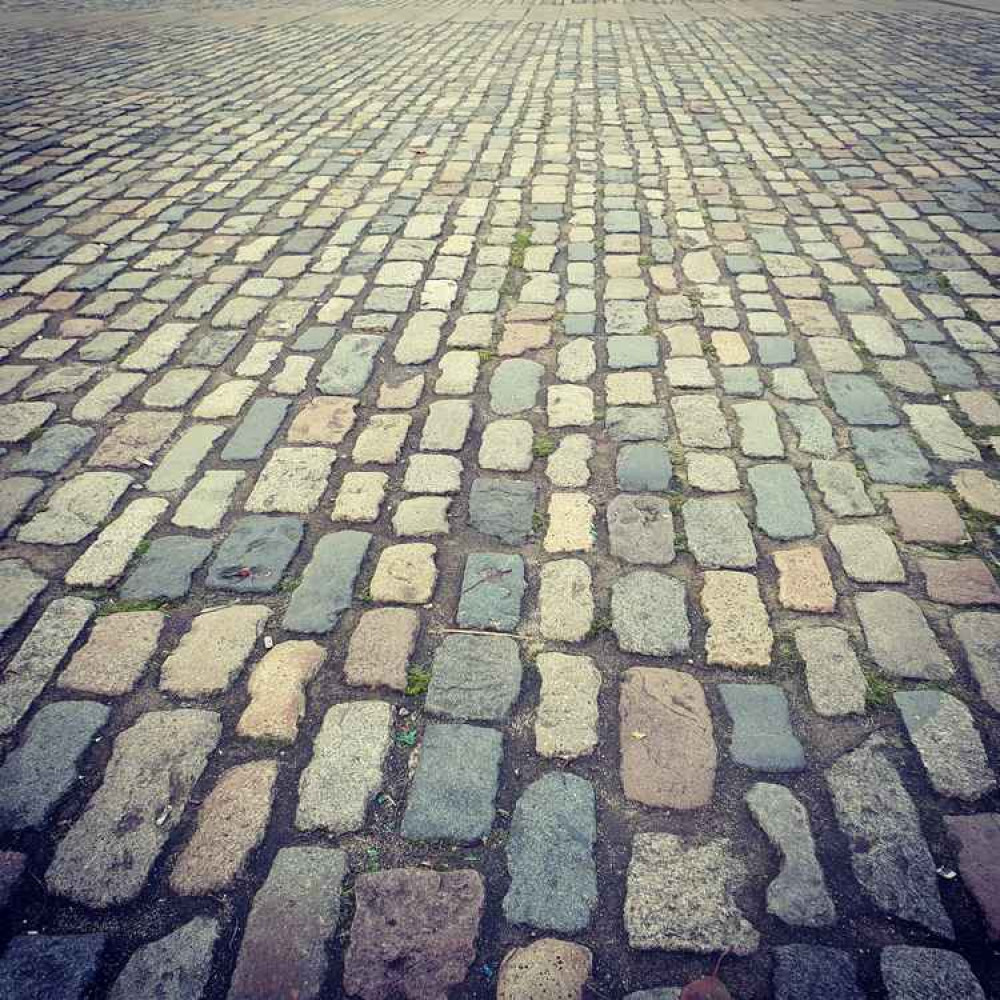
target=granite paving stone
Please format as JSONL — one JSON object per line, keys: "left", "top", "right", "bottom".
{"left": 283, "top": 530, "right": 371, "bottom": 632}
{"left": 237, "top": 640, "right": 325, "bottom": 742}
{"left": 109, "top": 918, "right": 219, "bottom": 1000}
{"left": 425, "top": 633, "right": 522, "bottom": 721}
{"left": 748, "top": 463, "right": 815, "bottom": 540}
{"left": 719, "top": 684, "right": 805, "bottom": 772}
{"left": 880, "top": 947, "right": 986, "bottom": 1000}
{"left": 206, "top": 515, "right": 303, "bottom": 593}
{"left": 120, "top": 535, "right": 212, "bottom": 601}
{"left": 456, "top": 552, "right": 525, "bottom": 631}
{"left": 856, "top": 591, "right": 953, "bottom": 679}
{"left": 612, "top": 571, "right": 690, "bottom": 656}
{"left": 683, "top": 498, "right": 756, "bottom": 569}
{"left": 772, "top": 946, "right": 864, "bottom": 1000}
{"left": 952, "top": 612, "right": 1000, "bottom": 711}
{"left": 0, "top": 934, "right": 106, "bottom": 1000}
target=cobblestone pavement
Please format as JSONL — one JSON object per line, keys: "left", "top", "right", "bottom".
{"left": 1, "top": 0, "right": 999, "bottom": 996}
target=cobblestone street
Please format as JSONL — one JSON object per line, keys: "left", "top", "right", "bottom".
{"left": 1, "top": 0, "right": 999, "bottom": 996}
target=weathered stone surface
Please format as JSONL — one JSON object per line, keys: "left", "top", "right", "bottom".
{"left": 746, "top": 783, "right": 835, "bottom": 926}
{"left": 606, "top": 406, "right": 670, "bottom": 442}
{"left": 344, "top": 868, "right": 484, "bottom": 1000}
{"left": 121, "top": 535, "right": 212, "bottom": 600}
{"left": 369, "top": 542, "right": 437, "bottom": 603}
{"left": 826, "top": 737, "right": 954, "bottom": 938}
{"left": 401, "top": 723, "right": 502, "bottom": 842}
{"left": 535, "top": 653, "right": 600, "bottom": 759}
{"left": 539, "top": 558, "right": 593, "bottom": 641}
{"left": 829, "top": 524, "right": 904, "bottom": 583}
{"left": 943, "top": 813, "right": 1000, "bottom": 941}
{"left": 109, "top": 917, "right": 220, "bottom": 1000}
{"left": 18, "top": 470, "right": 132, "bottom": 544}
{"left": 287, "top": 396, "right": 357, "bottom": 444}
{"left": 456, "top": 552, "right": 525, "bottom": 631}
{"left": 344, "top": 607, "right": 419, "bottom": 692}
{"left": 46, "top": 709, "right": 221, "bottom": 907}
{"left": 503, "top": 773, "right": 597, "bottom": 932}
{"left": 237, "top": 640, "right": 325, "bottom": 742}
{"left": 747, "top": 463, "right": 815, "bottom": 540}
{"left": 952, "top": 468, "right": 1000, "bottom": 517}
{"left": 9, "top": 423, "right": 94, "bottom": 474}
{"left": 811, "top": 460, "right": 875, "bottom": 516}
{"left": 851, "top": 427, "right": 930, "bottom": 485}
{"left": 426, "top": 633, "right": 522, "bottom": 720}
{"left": 332, "top": 471, "right": 387, "bottom": 523}
{"left": 616, "top": 442, "right": 673, "bottom": 490}
{"left": 0, "top": 934, "right": 106, "bottom": 1000}
{"left": 887, "top": 490, "right": 967, "bottom": 544}
{"left": 921, "top": 557, "right": 1000, "bottom": 606}
{"left": 88, "top": 410, "right": 181, "bottom": 467}
{"left": 733, "top": 400, "right": 783, "bottom": 457}
{"left": 146, "top": 424, "right": 225, "bottom": 492}
{"left": 468, "top": 477, "right": 536, "bottom": 544}
{"left": 317, "top": 333, "right": 383, "bottom": 394}
{"left": 66, "top": 497, "right": 168, "bottom": 587}
{"left": 490, "top": 357, "right": 543, "bottom": 414}
{"left": 245, "top": 447, "right": 335, "bottom": 513}
{"left": 772, "top": 945, "right": 864, "bottom": 1000}
{"left": 60, "top": 611, "right": 161, "bottom": 696}
{"left": 548, "top": 434, "right": 594, "bottom": 487}
{"left": 620, "top": 667, "right": 716, "bottom": 809}
{"left": 612, "top": 571, "right": 690, "bottom": 656}
{"left": 421, "top": 399, "right": 472, "bottom": 451}
{"left": 221, "top": 398, "right": 291, "bottom": 461}
{"left": 402, "top": 453, "right": 462, "bottom": 494}
{"left": 624, "top": 990, "right": 681, "bottom": 1000}
{"left": 283, "top": 530, "right": 371, "bottom": 632}
{"left": 296, "top": 701, "right": 392, "bottom": 834}
{"left": 774, "top": 547, "right": 835, "bottom": 613}
{"left": 0, "top": 700, "right": 109, "bottom": 832}
{"left": 895, "top": 690, "right": 995, "bottom": 800}
{"left": 905, "top": 403, "right": 979, "bottom": 461}
{"left": 228, "top": 847, "right": 346, "bottom": 1000}
{"left": 0, "top": 476, "right": 43, "bottom": 537}
{"left": 0, "top": 401, "right": 56, "bottom": 443}
{"left": 0, "top": 596, "right": 93, "bottom": 737}
{"left": 497, "top": 939, "right": 592, "bottom": 1000}
{"left": 624, "top": 833, "right": 760, "bottom": 955}
{"left": 825, "top": 374, "right": 899, "bottom": 425}
{"left": 794, "top": 626, "right": 866, "bottom": 716}
{"left": 683, "top": 498, "right": 756, "bottom": 569}
{"left": 856, "top": 591, "right": 952, "bottom": 680}
{"left": 702, "top": 571, "right": 772, "bottom": 668}
{"left": 173, "top": 470, "right": 245, "bottom": 529}
{"left": 206, "top": 516, "right": 303, "bottom": 593}
{"left": 161, "top": 605, "right": 270, "bottom": 697}
{"left": 544, "top": 491, "right": 595, "bottom": 553}
{"left": 719, "top": 684, "right": 804, "bottom": 772}
{"left": 880, "top": 946, "right": 985, "bottom": 1000}
{"left": 479, "top": 418, "right": 533, "bottom": 471}
{"left": 171, "top": 760, "right": 277, "bottom": 894}
{"left": 952, "top": 612, "right": 1000, "bottom": 711}
{"left": 608, "top": 494, "right": 675, "bottom": 564}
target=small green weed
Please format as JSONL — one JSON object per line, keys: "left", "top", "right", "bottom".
{"left": 405, "top": 667, "right": 432, "bottom": 697}
{"left": 532, "top": 435, "right": 557, "bottom": 458}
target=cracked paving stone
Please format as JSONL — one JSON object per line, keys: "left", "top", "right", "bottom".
{"left": 170, "top": 760, "right": 277, "bottom": 895}
{"left": 296, "top": 701, "right": 392, "bottom": 835}
{"left": 206, "top": 515, "right": 303, "bottom": 594}
{"left": 894, "top": 689, "right": 995, "bottom": 801}
{"left": 456, "top": 552, "right": 525, "bottom": 631}
{"left": 228, "top": 847, "right": 346, "bottom": 1000}
{"left": 46, "top": 709, "right": 221, "bottom": 908}
{"left": 608, "top": 494, "right": 675, "bottom": 565}
{"left": 401, "top": 723, "right": 502, "bottom": 842}
{"left": 612, "top": 571, "right": 690, "bottom": 656}
{"left": 426, "top": 633, "right": 522, "bottom": 721}
{"left": 683, "top": 498, "right": 757, "bottom": 569}
{"left": 827, "top": 737, "right": 954, "bottom": 938}
{"left": 344, "top": 868, "right": 484, "bottom": 1000}
{"left": 161, "top": 604, "right": 270, "bottom": 697}
{"left": 237, "top": 640, "right": 325, "bottom": 743}
{"left": 620, "top": 667, "right": 716, "bottom": 809}
{"left": 283, "top": 530, "right": 371, "bottom": 632}
{"left": 719, "top": 684, "right": 805, "bottom": 772}
{"left": 0, "top": 700, "right": 109, "bottom": 833}
{"left": 625, "top": 833, "right": 759, "bottom": 955}
{"left": 109, "top": 917, "right": 219, "bottom": 1000}
{"left": 503, "top": 773, "right": 597, "bottom": 933}
{"left": 745, "top": 783, "right": 836, "bottom": 926}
